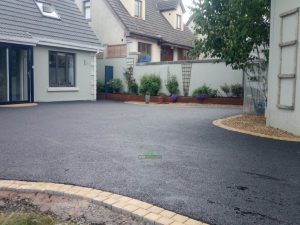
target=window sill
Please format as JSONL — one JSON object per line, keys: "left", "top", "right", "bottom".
{"left": 47, "top": 87, "right": 79, "bottom": 92}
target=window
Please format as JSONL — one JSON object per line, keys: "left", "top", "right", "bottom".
{"left": 138, "top": 42, "right": 151, "bottom": 62}
{"left": 49, "top": 51, "right": 75, "bottom": 87}
{"left": 135, "top": 0, "right": 142, "bottom": 18}
{"left": 178, "top": 48, "right": 190, "bottom": 60}
{"left": 176, "top": 14, "right": 182, "bottom": 29}
{"left": 83, "top": 0, "right": 91, "bottom": 20}
{"left": 35, "top": 1, "right": 60, "bottom": 19}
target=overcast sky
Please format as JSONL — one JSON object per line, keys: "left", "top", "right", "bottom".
{"left": 183, "top": 0, "right": 194, "bottom": 22}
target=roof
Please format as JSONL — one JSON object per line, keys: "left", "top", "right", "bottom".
{"left": 0, "top": 0, "right": 101, "bottom": 51}
{"left": 157, "top": 0, "right": 185, "bottom": 13}
{"left": 106, "top": 0, "right": 194, "bottom": 48}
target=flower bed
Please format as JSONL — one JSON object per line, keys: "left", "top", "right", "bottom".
{"left": 97, "top": 93, "right": 243, "bottom": 105}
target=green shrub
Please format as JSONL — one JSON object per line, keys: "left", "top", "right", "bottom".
{"left": 166, "top": 75, "right": 179, "bottom": 95}
{"left": 231, "top": 83, "right": 243, "bottom": 97}
{"left": 108, "top": 78, "right": 123, "bottom": 93}
{"left": 192, "top": 84, "right": 219, "bottom": 98}
{"left": 129, "top": 83, "right": 139, "bottom": 95}
{"left": 220, "top": 83, "right": 230, "bottom": 96}
{"left": 140, "top": 74, "right": 161, "bottom": 96}
{"left": 97, "top": 81, "right": 105, "bottom": 93}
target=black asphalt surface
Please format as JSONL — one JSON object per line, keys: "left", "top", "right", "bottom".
{"left": 0, "top": 101, "right": 299, "bottom": 225}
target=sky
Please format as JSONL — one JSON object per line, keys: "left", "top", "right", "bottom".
{"left": 183, "top": 0, "right": 194, "bottom": 22}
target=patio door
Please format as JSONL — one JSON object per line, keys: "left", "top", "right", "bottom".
{"left": 0, "top": 44, "right": 33, "bottom": 104}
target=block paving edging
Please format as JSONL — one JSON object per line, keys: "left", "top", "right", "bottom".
{"left": 0, "top": 180, "right": 209, "bottom": 225}
{"left": 213, "top": 115, "right": 300, "bottom": 142}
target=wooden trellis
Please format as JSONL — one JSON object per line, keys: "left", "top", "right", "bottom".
{"left": 278, "top": 7, "right": 299, "bottom": 110}
{"left": 182, "top": 63, "right": 192, "bottom": 96}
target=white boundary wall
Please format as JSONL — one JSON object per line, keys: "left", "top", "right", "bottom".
{"left": 134, "top": 61, "right": 243, "bottom": 96}
{"left": 98, "top": 59, "right": 243, "bottom": 96}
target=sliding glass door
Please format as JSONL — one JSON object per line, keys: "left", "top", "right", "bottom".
{"left": 0, "top": 44, "right": 33, "bottom": 104}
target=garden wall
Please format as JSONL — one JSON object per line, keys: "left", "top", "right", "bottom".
{"left": 134, "top": 60, "right": 243, "bottom": 96}
{"left": 98, "top": 59, "right": 243, "bottom": 96}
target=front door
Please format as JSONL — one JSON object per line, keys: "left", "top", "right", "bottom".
{"left": 0, "top": 44, "right": 33, "bottom": 104}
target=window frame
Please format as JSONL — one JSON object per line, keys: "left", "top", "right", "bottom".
{"left": 83, "top": 0, "right": 91, "bottom": 20}
{"left": 35, "top": 1, "right": 60, "bottom": 20}
{"left": 134, "top": 0, "right": 142, "bottom": 18}
{"left": 176, "top": 14, "right": 182, "bottom": 29}
{"left": 49, "top": 51, "right": 76, "bottom": 88}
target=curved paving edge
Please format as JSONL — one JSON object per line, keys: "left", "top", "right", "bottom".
{"left": 125, "top": 101, "right": 242, "bottom": 109}
{"left": 213, "top": 115, "right": 300, "bottom": 142}
{"left": 0, "top": 103, "right": 38, "bottom": 108}
{"left": 0, "top": 180, "right": 208, "bottom": 225}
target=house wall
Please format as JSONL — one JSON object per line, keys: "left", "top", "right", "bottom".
{"left": 97, "top": 57, "right": 127, "bottom": 85}
{"left": 34, "top": 46, "right": 96, "bottom": 102}
{"left": 162, "top": 5, "right": 184, "bottom": 31}
{"left": 74, "top": 0, "right": 125, "bottom": 45}
{"left": 266, "top": 0, "right": 300, "bottom": 135}
{"left": 120, "top": 0, "right": 146, "bottom": 20}
{"left": 100, "top": 60, "right": 242, "bottom": 96}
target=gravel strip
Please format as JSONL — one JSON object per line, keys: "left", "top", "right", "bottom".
{"left": 0, "top": 191, "right": 142, "bottom": 225}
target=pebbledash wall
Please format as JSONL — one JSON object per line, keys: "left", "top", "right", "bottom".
{"left": 34, "top": 46, "right": 96, "bottom": 102}
{"left": 98, "top": 58, "right": 243, "bottom": 96}
{"left": 266, "top": 0, "right": 300, "bottom": 135}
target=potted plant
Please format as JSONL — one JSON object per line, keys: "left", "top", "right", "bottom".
{"left": 166, "top": 74, "right": 179, "bottom": 103}
{"left": 170, "top": 94, "right": 178, "bottom": 103}
{"left": 192, "top": 84, "right": 218, "bottom": 103}
{"left": 145, "top": 92, "right": 151, "bottom": 104}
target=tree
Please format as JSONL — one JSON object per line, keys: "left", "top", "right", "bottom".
{"left": 190, "top": 0, "right": 270, "bottom": 70}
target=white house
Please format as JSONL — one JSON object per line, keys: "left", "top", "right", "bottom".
{"left": 74, "top": 0, "right": 195, "bottom": 63}
{"left": 267, "top": 0, "right": 300, "bottom": 135}
{"left": 0, "top": 0, "right": 101, "bottom": 104}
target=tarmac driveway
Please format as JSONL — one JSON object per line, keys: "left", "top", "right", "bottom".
{"left": 0, "top": 101, "right": 299, "bottom": 225}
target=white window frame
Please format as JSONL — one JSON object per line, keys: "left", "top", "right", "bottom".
{"left": 35, "top": 1, "right": 60, "bottom": 19}
{"left": 176, "top": 14, "right": 182, "bottom": 29}
{"left": 83, "top": 0, "right": 91, "bottom": 20}
{"left": 135, "top": 0, "right": 142, "bottom": 18}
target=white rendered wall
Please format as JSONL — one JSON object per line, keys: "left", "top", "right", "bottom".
{"left": 34, "top": 46, "right": 96, "bottom": 102}
{"left": 266, "top": 0, "right": 300, "bottom": 135}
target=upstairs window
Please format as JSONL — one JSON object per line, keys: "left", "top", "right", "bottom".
{"left": 176, "top": 14, "right": 182, "bottom": 29}
{"left": 35, "top": 1, "right": 60, "bottom": 19}
{"left": 83, "top": 0, "right": 91, "bottom": 20}
{"left": 135, "top": 0, "right": 142, "bottom": 18}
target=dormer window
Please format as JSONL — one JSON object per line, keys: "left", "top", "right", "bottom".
{"left": 176, "top": 14, "right": 182, "bottom": 29}
{"left": 135, "top": 0, "right": 142, "bottom": 18}
{"left": 35, "top": 1, "right": 60, "bottom": 19}
{"left": 83, "top": 0, "right": 91, "bottom": 20}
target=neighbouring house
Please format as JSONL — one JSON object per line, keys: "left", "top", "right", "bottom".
{"left": 266, "top": 0, "right": 300, "bottom": 135}
{"left": 0, "top": 0, "right": 101, "bottom": 104}
{"left": 74, "top": 0, "right": 194, "bottom": 63}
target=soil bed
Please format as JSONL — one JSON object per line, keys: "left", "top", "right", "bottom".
{"left": 0, "top": 191, "right": 141, "bottom": 225}
{"left": 218, "top": 115, "right": 300, "bottom": 141}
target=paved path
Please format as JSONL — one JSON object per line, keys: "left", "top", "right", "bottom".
{"left": 0, "top": 101, "right": 299, "bottom": 225}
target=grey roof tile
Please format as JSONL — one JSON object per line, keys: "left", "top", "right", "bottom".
{"left": 106, "top": 0, "right": 194, "bottom": 48}
{"left": 0, "top": 0, "right": 101, "bottom": 49}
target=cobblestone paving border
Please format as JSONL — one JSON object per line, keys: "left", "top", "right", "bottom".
{"left": 0, "top": 180, "right": 209, "bottom": 225}
{"left": 213, "top": 115, "right": 300, "bottom": 142}
{"left": 0, "top": 103, "right": 38, "bottom": 108}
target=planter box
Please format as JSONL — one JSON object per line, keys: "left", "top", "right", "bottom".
{"left": 97, "top": 93, "right": 243, "bottom": 105}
